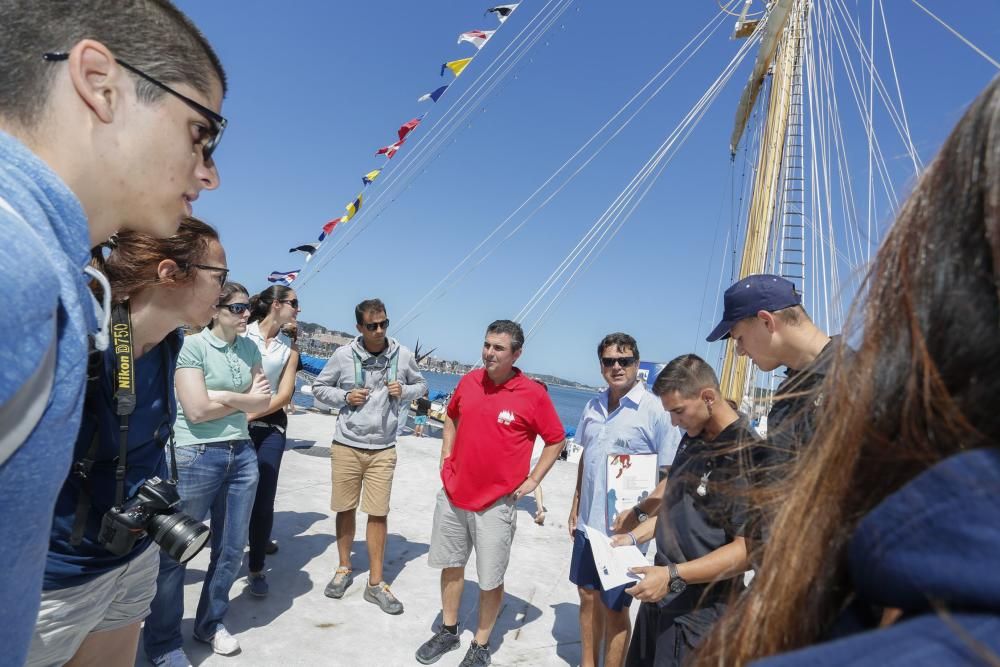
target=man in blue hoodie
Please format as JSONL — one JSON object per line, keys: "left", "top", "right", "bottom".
{"left": 313, "top": 298, "right": 427, "bottom": 615}
{"left": 0, "top": 2, "right": 225, "bottom": 663}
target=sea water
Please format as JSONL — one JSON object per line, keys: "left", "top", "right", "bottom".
{"left": 295, "top": 370, "right": 598, "bottom": 433}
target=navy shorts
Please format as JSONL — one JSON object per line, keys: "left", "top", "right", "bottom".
{"left": 569, "top": 529, "right": 633, "bottom": 612}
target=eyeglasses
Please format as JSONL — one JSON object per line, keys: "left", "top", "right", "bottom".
{"left": 187, "top": 263, "right": 229, "bottom": 287}
{"left": 218, "top": 302, "right": 251, "bottom": 315}
{"left": 279, "top": 299, "right": 300, "bottom": 309}
{"left": 364, "top": 319, "right": 390, "bottom": 332}
{"left": 601, "top": 356, "right": 637, "bottom": 369}
{"left": 42, "top": 52, "right": 228, "bottom": 163}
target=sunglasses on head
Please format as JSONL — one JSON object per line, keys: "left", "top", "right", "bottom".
{"left": 218, "top": 302, "right": 251, "bottom": 315}
{"left": 279, "top": 298, "right": 299, "bottom": 309}
{"left": 364, "top": 319, "right": 390, "bottom": 332}
{"left": 601, "top": 356, "right": 636, "bottom": 369}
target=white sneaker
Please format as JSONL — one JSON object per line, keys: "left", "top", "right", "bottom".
{"left": 195, "top": 626, "right": 240, "bottom": 655}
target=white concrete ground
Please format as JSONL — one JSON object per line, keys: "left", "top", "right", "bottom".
{"left": 136, "top": 409, "right": 612, "bottom": 667}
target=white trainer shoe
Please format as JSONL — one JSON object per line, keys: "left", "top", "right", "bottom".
{"left": 195, "top": 626, "right": 240, "bottom": 656}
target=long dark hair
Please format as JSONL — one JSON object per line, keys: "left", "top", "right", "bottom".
{"left": 695, "top": 75, "right": 1000, "bottom": 664}
{"left": 249, "top": 285, "right": 293, "bottom": 324}
{"left": 91, "top": 217, "right": 219, "bottom": 304}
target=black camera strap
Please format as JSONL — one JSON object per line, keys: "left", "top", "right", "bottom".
{"left": 70, "top": 301, "right": 177, "bottom": 545}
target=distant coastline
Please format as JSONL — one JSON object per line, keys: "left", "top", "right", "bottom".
{"left": 294, "top": 321, "right": 600, "bottom": 392}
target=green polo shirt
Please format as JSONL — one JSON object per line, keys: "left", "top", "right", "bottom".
{"left": 173, "top": 328, "right": 262, "bottom": 446}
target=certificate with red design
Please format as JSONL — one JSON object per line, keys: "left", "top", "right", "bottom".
{"left": 605, "top": 453, "right": 657, "bottom": 532}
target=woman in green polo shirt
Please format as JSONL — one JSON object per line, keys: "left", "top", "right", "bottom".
{"left": 144, "top": 282, "right": 271, "bottom": 662}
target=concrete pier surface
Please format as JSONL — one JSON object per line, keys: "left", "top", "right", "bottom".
{"left": 137, "top": 409, "right": 613, "bottom": 666}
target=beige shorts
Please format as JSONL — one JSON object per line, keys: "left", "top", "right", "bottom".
{"left": 427, "top": 488, "right": 517, "bottom": 591}
{"left": 330, "top": 443, "right": 398, "bottom": 516}
{"left": 28, "top": 544, "right": 160, "bottom": 667}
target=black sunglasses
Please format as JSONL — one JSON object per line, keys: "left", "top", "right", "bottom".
{"left": 187, "top": 263, "right": 229, "bottom": 287}
{"left": 601, "top": 356, "right": 636, "bottom": 368}
{"left": 218, "top": 302, "right": 251, "bottom": 315}
{"left": 43, "top": 52, "right": 227, "bottom": 163}
{"left": 364, "top": 319, "right": 390, "bottom": 332}
{"left": 279, "top": 299, "right": 300, "bottom": 309}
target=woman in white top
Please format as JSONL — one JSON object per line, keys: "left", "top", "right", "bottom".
{"left": 243, "top": 285, "right": 301, "bottom": 596}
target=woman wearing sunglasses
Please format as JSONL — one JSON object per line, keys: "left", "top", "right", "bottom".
{"left": 28, "top": 218, "right": 225, "bottom": 667}
{"left": 143, "top": 282, "right": 270, "bottom": 665}
{"left": 243, "top": 286, "right": 301, "bottom": 596}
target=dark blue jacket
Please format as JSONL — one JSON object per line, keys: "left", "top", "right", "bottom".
{"left": 756, "top": 447, "right": 1000, "bottom": 666}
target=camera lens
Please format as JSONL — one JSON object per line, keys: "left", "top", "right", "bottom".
{"left": 148, "top": 511, "right": 210, "bottom": 563}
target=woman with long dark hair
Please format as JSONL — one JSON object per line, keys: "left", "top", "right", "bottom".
{"left": 694, "top": 77, "right": 1000, "bottom": 666}
{"left": 244, "top": 285, "right": 301, "bottom": 595}
{"left": 29, "top": 218, "right": 225, "bottom": 667}
{"left": 143, "top": 282, "right": 270, "bottom": 665}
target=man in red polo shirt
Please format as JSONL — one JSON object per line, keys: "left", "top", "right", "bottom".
{"left": 416, "top": 320, "right": 566, "bottom": 667}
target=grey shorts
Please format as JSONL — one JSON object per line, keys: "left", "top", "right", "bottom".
{"left": 28, "top": 544, "right": 160, "bottom": 667}
{"left": 428, "top": 488, "right": 517, "bottom": 590}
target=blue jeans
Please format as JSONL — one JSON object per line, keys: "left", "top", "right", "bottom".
{"left": 143, "top": 440, "right": 258, "bottom": 659}
{"left": 248, "top": 423, "right": 287, "bottom": 573}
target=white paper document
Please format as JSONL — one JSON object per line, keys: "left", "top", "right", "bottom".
{"left": 583, "top": 524, "right": 650, "bottom": 591}
{"left": 605, "top": 453, "right": 657, "bottom": 531}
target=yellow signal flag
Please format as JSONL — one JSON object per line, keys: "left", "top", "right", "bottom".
{"left": 441, "top": 57, "right": 473, "bottom": 78}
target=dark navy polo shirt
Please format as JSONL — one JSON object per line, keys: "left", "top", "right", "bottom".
{"left": 44, "top": 331, "right": 181, "bottom": 590}
{"left": 654, "top": 416, "right": 759, "bottom": 605}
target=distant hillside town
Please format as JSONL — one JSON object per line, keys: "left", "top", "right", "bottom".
{"left": 294, "top": 321, "right": 598, "bottom": 391}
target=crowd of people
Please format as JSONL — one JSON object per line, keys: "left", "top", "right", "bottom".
{"left": 1, "top": 2, "right": 998, "bottom": 667}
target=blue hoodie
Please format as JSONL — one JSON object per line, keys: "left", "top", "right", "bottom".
{"left": 0, "top": 130, "right": 97, "bottom": 665}
{"left": 755, "top": 447, "right": 1000, "bottom": 666}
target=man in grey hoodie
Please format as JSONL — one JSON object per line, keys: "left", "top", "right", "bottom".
{"left": 312, "top": 298, "right": 427, "bottom": 614}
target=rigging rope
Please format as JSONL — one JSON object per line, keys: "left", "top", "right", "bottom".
{"left": 877, "top": 0, "right": 922, "bottom": 175}
{"left": 515, "top": 20, "right": 764, "bottom": 335}
{"left": 297, "top": 0, "right": 575, "bottom": 288}
{"left": 910, "top": 0, "right": 1000, "bottom": 70}
{"left": 391, "top": 3, "right": 738, "bottom": 333}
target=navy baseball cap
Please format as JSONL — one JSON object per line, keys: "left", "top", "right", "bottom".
{"left": 706, "top": 274, "right": 802, "bottom": 342}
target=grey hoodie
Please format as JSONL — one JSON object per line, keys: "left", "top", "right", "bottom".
{"left": 312, "top": 336, "right": 427, "bottom": 449}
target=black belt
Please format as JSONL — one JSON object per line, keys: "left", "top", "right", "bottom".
{"left": 249, "top": 421, "right": 285, "bottom": 434}
{"left": 197, "top": 439, "right": 249, "bottom": 448}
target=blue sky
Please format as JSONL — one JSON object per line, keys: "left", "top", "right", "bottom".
{"left": 176, "top": 0, "right": 998, "bottom": 385}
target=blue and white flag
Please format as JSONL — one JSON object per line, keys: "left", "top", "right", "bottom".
{"left": 418, "top": 85, "right": 449, "bottom": 103}
{"left": 268, "top": 269, "right": 301, "bottom": 285}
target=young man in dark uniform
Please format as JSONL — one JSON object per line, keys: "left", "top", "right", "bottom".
{"left": 706, "top": 274, "right": 839, "bottom": 545}
{"left": 614, "top": 354, "right": 759, "bottom": 667}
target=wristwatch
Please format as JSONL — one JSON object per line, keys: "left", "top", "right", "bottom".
{"left": 632, "top": 505, "right": 648, "bottom": 523}
{"left": 667, "top": 563, "right": 687, "bottom": 594}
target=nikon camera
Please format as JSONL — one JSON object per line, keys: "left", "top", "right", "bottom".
{"left": 99, "top": 476, "right": 210, "bottom": 564}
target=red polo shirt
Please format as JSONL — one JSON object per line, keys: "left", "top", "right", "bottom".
{"left": 442, "top": 368, "right": 565, "bottom": 511}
